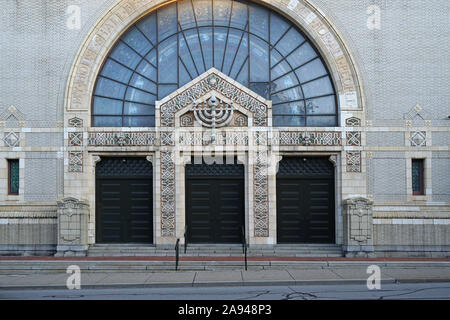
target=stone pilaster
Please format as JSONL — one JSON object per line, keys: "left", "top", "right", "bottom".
{"left": 55, "top": 197, "right": 89, "bottom": 257}
{"left": 343, "top": 197, "right": 375, "bottom": 257}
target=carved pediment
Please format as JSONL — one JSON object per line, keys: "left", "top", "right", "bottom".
{"left": 157, "top": 68, "right": 270, "bottom": 127}
{"left": 178, "top": 93, "right": 249, "bottom": 128}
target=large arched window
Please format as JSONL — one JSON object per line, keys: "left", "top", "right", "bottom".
{"left": 93, "top": 0, "right": 337, "bottom": 127}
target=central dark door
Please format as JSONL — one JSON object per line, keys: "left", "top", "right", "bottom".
{"left": 96, "top": 157, "right": 153, "bottom": 243}
{"left": 277, "top": 157, "right": 335, "bottom": 244}
{"left": 186, "top": 159, "right": 244, "bottom": 244}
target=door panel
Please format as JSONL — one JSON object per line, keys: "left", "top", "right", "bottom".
{"left": 276, "top": 157, "right": 335, "bottom": 244}
{"left": 186, "top": 161, "right": 245, "bottom": 244}
{"left": 96, "top": 157, "right": 153, "bottom": 244}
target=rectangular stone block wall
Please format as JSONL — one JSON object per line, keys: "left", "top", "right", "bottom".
{"left": 0, "top": 205, "right": 57, "bottom": 255}
{"left": 373, "top": 224, "right": 450, "bottom": 257}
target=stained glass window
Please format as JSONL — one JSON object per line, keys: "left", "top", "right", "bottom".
{"left": 8, "top": 159, "right": 19, "bottom": 195}
{"left": 93, "top": 0, "right": 337, "bottom": 127}
{"left": 412, "top": 159, "right": 424, "bottom": 195}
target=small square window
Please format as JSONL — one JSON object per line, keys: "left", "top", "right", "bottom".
{"left": 8, "top": 159, "right": 19, "bottom": 195}
{"left": 412, "top": 159, "right": 424, "bottom": 195}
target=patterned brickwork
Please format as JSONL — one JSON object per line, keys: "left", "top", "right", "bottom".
{"left": 27, "top": 133, "right": 63, "bottom": 147}
{"left": 432, "top": 157, "right": 450, "bottom": 202}
{"left": 366, "top": 132, "right": 404, "bottom": 147}
{"left": 24, "top": 158, "right": 58, "bottom": 202}
{"left": 372, "top": 158, "right": 407, "bottom": 202}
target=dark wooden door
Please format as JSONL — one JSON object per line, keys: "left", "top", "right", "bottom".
{"left": 277, "top": 157, "right": 335, "bottom": 244}
{"left": 96, "top": 157, "right": 153, "bottom": 243}
{"left": 186, "top": 160, "right": 244, "bottom": 244}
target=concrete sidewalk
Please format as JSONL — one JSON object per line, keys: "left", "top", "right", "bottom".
{"left": 1, "top": 260, "right": 450, "bottom": 289}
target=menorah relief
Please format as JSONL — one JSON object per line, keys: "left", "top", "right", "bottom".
{"left": 191, "top": 94, "right": 234, "bottom": 128}
{"left": 180, "top": 93, "right": 248, "bottom": 128}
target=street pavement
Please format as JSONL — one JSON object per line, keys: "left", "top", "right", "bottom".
{"left": 0, "top": 262, "right": 450, "bottom": 291}
{"left": 1, "top": 282, "right": 450, "bottom": 300}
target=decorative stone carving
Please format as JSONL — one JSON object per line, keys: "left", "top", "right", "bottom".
{"left": 88, "top": 132, "right": 157, "bottom": 146}
{"left": 3, "top": 131, "right": 20, "bottom": 147}
{"left": 92, "top": 155, "right": 101, "bottom": 165}
{"left": 273, "top": 131, "right": 341, "bottom": 146}
{"left": 190, "top": 94, "right": 235, "bottom": 128}
{"left": 328, "top": 154, "right": 338, "bottom": 167}
{"left": 409, "top": 131, "right": 427, "bottom": 147}
{"left": 68, "top": 117, "right": 83, "bottom": 128}
{"left": 0, "top": 105, "right": 25, "bottom": 127}
{"left": 346, "top": 151, "right": 361, "bottom": 172}
{"left": 161, "top": 132, "right": 174, "bottom": 146}
{"left": 234, "top": 114, "right": 248, "bottom": 127}
{"left": 346, "top": 131, "right": 361, "bottom": 146}
{"left": 55, "top": 197, "right": 89, "bottom": 257}
{"left": 68, "top": 151, "right": 83, "bottom": 172}
{"left": 68, "top": 132, "right": 83, "bottom": 146}
{"left": 403, "top": 104, "right": 428, "bottom": 126}
{"left": 160, "top": 151, "right": 176, "bottom": 237}
{"left": 345, "top": 116, "right": 361, "bottom": 127}
{"left": 180, "top": 113, "right": 194, "bottom": 127}
{"left": 342, "top": 197, "right": 374, "bottom": 257}
{"left": 160, "top": 69, "right": 268, "bottom": 127}
{"left": 253, "top": 151, "right": 269, "bottom": 237}
{"left": 178, "top": 131, "right": 249, "bottom": 146}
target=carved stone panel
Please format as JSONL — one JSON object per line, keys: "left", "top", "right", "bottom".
{"left": 160, "top": 151, "right": 176, "bottom": 237}
{"left": 56, "top": 197, "right": 89, "bottom": 257}
{"left": 160, "top": 69, "right": 269, "bottom": 127}
{"left": 253, "top": 151, "right": 269, "bottom": 237}
{"left": 342, "top": 197, "right": 374, "bottom": 257}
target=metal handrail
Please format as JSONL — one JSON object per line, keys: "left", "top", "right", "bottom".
{"left": 175, "top": 238, "right": 180, "bottom": 271}
{"left": 184, "top": 225, "right": 188, "bottom": 254}
{"left": 242, "top": 226, "right": 247, "bottom": 271}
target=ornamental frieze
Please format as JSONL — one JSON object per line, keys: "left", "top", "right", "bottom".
{"left": 86, "top": 131, "right": 345, "bottom": 147}
{"left": 88, "top": 132, "right": 157, "bottom": 146}
{"left": 273, "top": 131, "right": 342, "bottom": 146}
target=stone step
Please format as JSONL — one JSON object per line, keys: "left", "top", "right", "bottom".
{"left": 87, "top": 250, "right": 343, "bottom": 256}
{"left": 87, "top": 244, "right": 343, "bottom": 257}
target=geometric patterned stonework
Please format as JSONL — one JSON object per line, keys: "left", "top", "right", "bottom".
{"left": 409, "top": 131, "right": 427, "bottom": 147}
{"left": 345, "top": 117, "right": 361, "bottom": 127}
{"left": 346, "top": 131, "right": 361, "bottom": 146}
{"left": 3, "top": 131, "right": 20, "bottom": 147}
{"left": 160, "top": 69, "right": 268, "bottom": 127}
{"left": 0, "top": 105, "right": 25, "bottom": 127}
{"left": 161, "top": 132, "right": 174, "bottom": 146}
{"left": 403, "top": 104, "right": 427, "bottom": 122}
{"left": 178, "top": 131, "right": 249, "bottom": 146}
{"left": 88, "top": 132, "right": 157, "bottom": 146}
{"left": 68, "top": 151, "right": 83, "bottom": 173}
{"left": 68, "top": 117, "right": 83, "bottom": 128}
{"left": 346, "top": 151, "right": 361, "bottom": 172}
{"left": 68, "top": 132, "right": 83, "bottom": 147}
{"left": 253, "top": 151, "right": 269, "bottom": 237}
{"left": 274, "top": 131, "right": 342, "bottom": 146}
{"left": 160, "top": 151, "right": 176, "bottom": 237}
